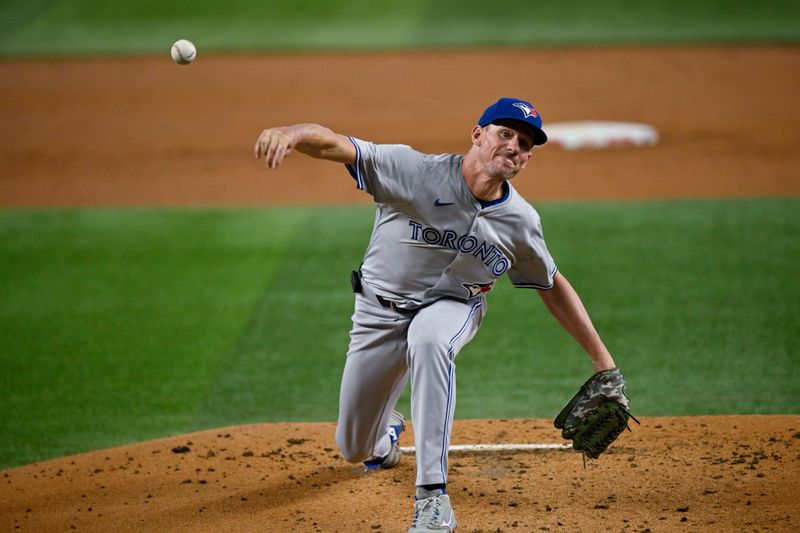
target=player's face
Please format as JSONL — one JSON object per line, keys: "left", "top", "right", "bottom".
{"left": 473, "top": 122, "right": 534, "bottom": 181}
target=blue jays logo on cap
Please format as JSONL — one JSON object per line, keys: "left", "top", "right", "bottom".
{"left": 478, "top": 97, "right": 547, "bottom": 146}
{"left": 512, "top": 102, "right": 538, "bottom": 119}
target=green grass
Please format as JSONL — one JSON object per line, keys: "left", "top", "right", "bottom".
{"left": 0, "top": 208, "right": 315, "bottom": 468}
{"left": 459, "top": 199, "right": 800, "bottom": 417}
{"left": 0, "top": 198, "right": 798, "bottom": 469}
{"left": 1, "top": 0, "right": 799, "bottom": 57}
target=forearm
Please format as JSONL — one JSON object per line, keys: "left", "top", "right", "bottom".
{"left": 284, "top": 123, "right": 354, "bottom": 162}
{"left": 538, "top": 272, "right": 616, "bottom": 372}
{"left": 254, "top": 123, "right": 356, "bottom": 167}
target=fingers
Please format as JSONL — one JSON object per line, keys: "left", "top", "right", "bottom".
{"left": 270, "top": 142, "right": 290, "bottom": 168}
{"left": 254, "top": 129, "right": 276, "bottom": 165}
{"left": 254, "top": 131, "right": 265, "bottom": 159}
{"left": 254, "top": 128, "right": 292, "bottom": 169}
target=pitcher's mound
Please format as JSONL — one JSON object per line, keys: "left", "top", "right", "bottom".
{"left": 1, "top": 416, "right": 799, "bottom": 532}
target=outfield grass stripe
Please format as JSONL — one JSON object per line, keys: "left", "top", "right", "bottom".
{"left": 0, "top": 208, "right": 310, "bottom": 468}
{"left": 190, "top": 206, "right": 375, "bottom": 430}
{"left": 458, "top": 198, "right": 800, "bottom": 418}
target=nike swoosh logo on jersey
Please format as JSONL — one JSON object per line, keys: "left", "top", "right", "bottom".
{"left": 434, "top": 199, "right": 454, "bottom": 206}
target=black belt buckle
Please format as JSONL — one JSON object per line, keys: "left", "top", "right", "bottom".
{"left": 351, "top": 270, "right": 363, "bottom": 294}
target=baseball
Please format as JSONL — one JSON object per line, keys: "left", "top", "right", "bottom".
{"left": 170, "top": 39, "right": 196, "bottom": 65}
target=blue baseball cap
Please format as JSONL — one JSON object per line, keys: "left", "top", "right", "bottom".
{"left": 478, "top": 97, "right": 547, "bottom": 146}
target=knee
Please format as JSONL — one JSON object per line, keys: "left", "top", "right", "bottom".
{"left": 335, "top": 424, "right": 370, "bottom": 464}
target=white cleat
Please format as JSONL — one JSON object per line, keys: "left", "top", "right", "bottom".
{"left": 408, "top": 488, "right": 457, "bottom": 532}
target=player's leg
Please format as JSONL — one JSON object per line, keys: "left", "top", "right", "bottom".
{"left": 406, "top": 296, "right": 486, "bottom": 488}
{"left": 335, "top": 293, "right": 411, "bottom": 464}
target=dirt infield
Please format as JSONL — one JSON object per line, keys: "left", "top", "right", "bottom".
{"left": 2, "top": 417, "right": 799, "bottom": 532}
{"left": 1, "top": 45, "right": 799, "bottom": 531}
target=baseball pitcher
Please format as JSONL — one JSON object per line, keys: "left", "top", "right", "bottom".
{"left": 254, "top": 97, "right": 631, "bottom": 532}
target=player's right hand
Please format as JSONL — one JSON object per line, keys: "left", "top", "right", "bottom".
{"left": 254, "top": 127, "right": 294, "bottom": 168}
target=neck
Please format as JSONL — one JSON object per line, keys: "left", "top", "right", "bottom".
{"left": 461, "top": 154, "right": 506, "bottom": 201}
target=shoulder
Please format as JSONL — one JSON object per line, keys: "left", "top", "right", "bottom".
{"left": 421, "top": 152, "right": 461, "bottom": 165}
{"left": 502, "top": 186, "right": 543, "bottom": 222}
{"left": 420, "top": 153, "right": 463, "bottom": 180}
{"left": 351, "top": 138, "right": 424, "bottom": 157}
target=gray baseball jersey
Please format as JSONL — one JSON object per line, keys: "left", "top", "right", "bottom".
{"left": 346, "top": 137, "right": 557, "bottom": 303}
{"left": 336, "top": 137, "right": 557, "bottom": 487}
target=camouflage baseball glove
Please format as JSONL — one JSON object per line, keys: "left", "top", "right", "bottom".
{"left": 554, "top": 368, "right": 639, "bottom": 460}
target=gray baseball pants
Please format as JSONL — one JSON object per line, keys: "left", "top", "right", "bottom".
{"left": 335, "top": 283, "right": 486, "bottom": 486}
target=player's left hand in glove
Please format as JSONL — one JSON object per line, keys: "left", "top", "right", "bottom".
{"left": 554, "top": 368, "right": 639, "bottom": 460}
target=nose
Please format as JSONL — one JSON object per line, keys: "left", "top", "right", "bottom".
{"left": 506, "top": 138, "right": 520, "bottom": 154}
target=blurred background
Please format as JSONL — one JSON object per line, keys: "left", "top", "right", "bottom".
{"left": 2, "top": 0, "right": 799, "bottom": 56}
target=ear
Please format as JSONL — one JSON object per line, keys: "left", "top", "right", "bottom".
{"left": 470, "top": 125, "right": 484, "bottom": 146}
{"left": 519, "top": 150, "right": 532, "bottom": 170}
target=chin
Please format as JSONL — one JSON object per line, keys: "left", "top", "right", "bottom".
{"left": 487, "top": 164, "right": 518, "bottom": 181}
{"left": 490, "top": 169, "right": 518, "bottom": 181}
